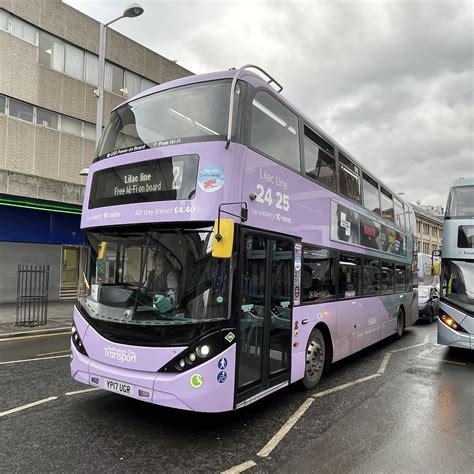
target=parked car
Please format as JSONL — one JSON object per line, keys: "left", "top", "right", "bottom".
{"left": 418, "top": 285, "right": 440, "bottom": 323}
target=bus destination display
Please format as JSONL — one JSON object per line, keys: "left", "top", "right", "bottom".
{"left": 89, "top": 155, "right": 199, "bottom": 209}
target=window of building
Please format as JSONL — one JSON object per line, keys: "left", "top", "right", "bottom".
{"left": 395, "top": 265, "right": 406, "bottom": 292}
{"left": 380, "top": 261, "right": 394, "bottom": 294}
{"left": 380, "top": 187, "right": 394, "bottom": 221}
{"left": 250, "top": 91, "right": 300, "bottom": 171}
{"left": 363, "top": 259, "right": 380, "bottom": 296}
{"left": 36, "top": 108, "right": 58, "bottom": 129}
{"left": 61, "top": 115, "right": 82, "bottom": 136}
{"left": 363, "top": 173, "right": 380, "bottom": 214}
{"left": 423, "top": 223, "right": 429, "bottom": 234}
{"left": 394, "top": 198, "right": 405, "bottom": 228}
{"left": 339, "top": 153, "right": 361, "bottom": 202}
{"left": 9, "top": 98, "right": 33, "bottom": 122}
{"left": 141, "top": 78, "right": 156, "bottom": 92}
{"left": 65, "top": 44, "right": 84, "bottom": 80}
{"left": 83, "top": 122, "right": 96, "bottom": 141}
{"left": 34, "top": 21, "right": 158, "bottom": 98}
{"left": 338, "top": 255, "right": 361, "bottom": 298}
{"left": 84, "top": 52, "right": 99, "bottom": 86}
{"left": 124, "top": 70, "right": 142, "bottom": 98}
{"left": 10, "top": 16, "right": 37, "bottom": 44}
{"left": 303, "top": 126, "right": 336, "bottom": 191}
{"left": 301, "top": 246, "right": 336, "bottom": 302}
{"left": 38, "top": 32, "right": 64, "bottom": 72}
{"left": 0, "top": 95, "right": 5, "bottom": 114}
{"left": 105, "top": 62, "right": 124, "bottom": 95}
{"left": 0, "top": 9, "right": 9, "bottom": 31}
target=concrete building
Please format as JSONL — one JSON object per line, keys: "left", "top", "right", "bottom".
{"left": 411, "top": 202, "right": 443, "bottom": 255}
{"left": 0, "top": 0, "right": 191, "bottom": 303}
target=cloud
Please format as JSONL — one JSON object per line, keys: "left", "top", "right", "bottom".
{"left": 65, "top": 0, "right": 473, "bottom": 205}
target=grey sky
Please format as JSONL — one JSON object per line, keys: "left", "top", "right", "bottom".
{"left": 65, "top": 0, "right": 473, "bottom": 206}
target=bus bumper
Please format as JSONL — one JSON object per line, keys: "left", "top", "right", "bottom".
{"left": 437, "top": 319, "right": 472, "bottom": 349}
{"left": 71, "top": 342, "right": 237, "bottom": 412}
{"left": 70, "top": 309, "right": 237, "bottom": 413}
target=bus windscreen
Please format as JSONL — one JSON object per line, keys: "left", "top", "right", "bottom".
{"left": 97, "top": 80, "right": 233, "bottom": 160}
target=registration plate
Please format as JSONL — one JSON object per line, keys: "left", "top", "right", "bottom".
{"left": 104, "top": 378, "right": 134, "bottom": 397}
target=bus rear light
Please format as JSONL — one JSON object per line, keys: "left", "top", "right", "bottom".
{"left": 440, "top": 314, "right": 467, "bottom": 333}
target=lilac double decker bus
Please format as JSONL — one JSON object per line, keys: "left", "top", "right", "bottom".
{"left": 71, "top": 65, "right": 418, "bottom": 412}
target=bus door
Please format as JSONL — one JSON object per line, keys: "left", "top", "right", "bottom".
{"left": 236, "top": 232, "right": 293, "bottom": 403}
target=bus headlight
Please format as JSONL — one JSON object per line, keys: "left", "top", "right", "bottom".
{"left": 439, "top": 314, "right": 467, "bottom": 333}
{"left": 158, "top": 329, "right": 235, "bottom": 373}
{"left": 71, "top": 324, "right": 88, "bottom": 356}
{"left": 196, "top": 345, "right": 210, "bottom": 358}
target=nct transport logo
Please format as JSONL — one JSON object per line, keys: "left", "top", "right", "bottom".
{"left": 104, "top": 346, "right": 137, "bottom": 364}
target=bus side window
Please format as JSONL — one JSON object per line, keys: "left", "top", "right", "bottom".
{"left": 339, "top": 153, "right": 361, "bottom": 203}
{"left": 362, "top": 172, "right": 380, "bottom": 215}
{"left": 301, "top": 245, "right": 336, "bottom": 302}
{"left": 363, "top": 259, "right": 380, "bottom": 296}
{"left": 380, "top": 187, "right": 394, "bottom": 222}
{"left": 395, "top": 264, "right": 406, "bottom": 293}
{"left": 303, "top": 126, "right": 336, "bottom": 191}
{"left": 250, "top": 91, "right": 300, "bottom": 171}
{"left": 381, "top": 261, "right": 395, "bottom": 294}
{"left": 338, "top": 255, "right": 361, "bottom": 298}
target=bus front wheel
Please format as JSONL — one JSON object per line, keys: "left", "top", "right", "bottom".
{"left": 302, "top": 328, "right": 326, "bottom": 390}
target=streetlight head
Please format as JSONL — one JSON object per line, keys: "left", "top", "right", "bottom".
{"left": 123, "top": 3, "right": 144, "bottom": 18}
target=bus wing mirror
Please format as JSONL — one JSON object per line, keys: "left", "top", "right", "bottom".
{"left": 212, "top": 219, "right": 234, "bottom": 259}
{"left": 431, "top": 261, "right": 441, "bottom": 276}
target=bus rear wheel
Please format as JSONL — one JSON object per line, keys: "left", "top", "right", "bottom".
{"left": 395, "top": 308, "right": 405, "bottom": 339}
{"left": 302, "top": 328, "right": 325, "bottom": 390}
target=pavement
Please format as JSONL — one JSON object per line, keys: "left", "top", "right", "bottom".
{"left": 0, "top": 301, "right": 74, "bottom": 339}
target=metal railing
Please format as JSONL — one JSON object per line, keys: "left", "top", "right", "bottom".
{"left": 16, "top": 265, "right": 50, "bottom": 326}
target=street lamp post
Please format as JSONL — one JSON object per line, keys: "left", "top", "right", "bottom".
{"left": 95, "top": 3, "right": 144, "bottom": 147}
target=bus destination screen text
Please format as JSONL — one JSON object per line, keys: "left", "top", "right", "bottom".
{"left": 88, "top": 155, "right": 199, "bottom": 209}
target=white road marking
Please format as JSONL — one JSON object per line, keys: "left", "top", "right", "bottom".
{"left": 0, "top": 331, "right": 69, "bottom": 342}
{"left": 221, "top": 460, "right": 257, "bottom": 474}
{"left": 256, "top": 372, "right": 382, "bottom": 459}
{"left": 377, "top": 353, "right": 392, "bottom": 374}
{"left": 0, "top": 396, "right": 57, "bottom": 417}
{"left": 36, "top": 350, "right": 70, "bottom": 357}
{"left": 257, "top": 397, "right": 315, "bottom": 458}
{"left": 313, "top": 373, "right": 381, "bottom": 398}
{"left": 417, "top": 347, "right": 434, "bottom": 359}
{"left": 65, "top": 388, "right": 100, "bottom": 396}
{"left": 390, "top": 342, "right": 428, "bottom": 353}
{"left": 0, "top": 354, "right": 70, "bottom": 365}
